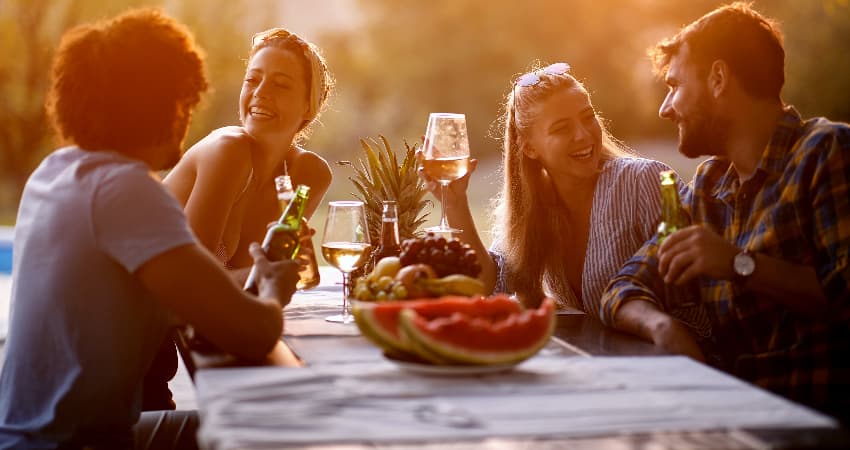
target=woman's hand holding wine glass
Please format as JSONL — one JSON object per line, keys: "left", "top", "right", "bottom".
{"left": 417, "top": 154, "right": 478, "bottom": 208}
{"left": 421, "top": 113, "right": 471, "bottom": 234}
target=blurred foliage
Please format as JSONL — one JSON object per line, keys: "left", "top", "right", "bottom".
{"left": 311, "top": 0, "right": 850, "bottom": 163}
{"left": 0, "top": 0, "right": 280, "bottom": 222}
{"left": 1, "top": 0, "right": 848, "bottom": 223}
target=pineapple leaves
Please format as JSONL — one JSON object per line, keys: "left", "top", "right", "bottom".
{"left": 346, "top": 135, "right": 430, "bottom": 243}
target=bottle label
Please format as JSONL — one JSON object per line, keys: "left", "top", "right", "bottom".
{"left": 264, "top": 226, "right": 300, "bottom": 261}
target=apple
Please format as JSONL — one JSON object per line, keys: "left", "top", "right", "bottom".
{"left": 394, "top": 264, "right": 437, "bottom": 298}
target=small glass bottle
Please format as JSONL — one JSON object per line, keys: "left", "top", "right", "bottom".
{"left": 275, "top": 175, "right": 295, "bottom": 212}
{"left": 371, "top": 200, "right": 402, "bottom": 267}
{"left": 656, "top": 170, "right": 687, "bottom": 244}
{"left": 244, "top": 184, "right": 318, "bottom": 293}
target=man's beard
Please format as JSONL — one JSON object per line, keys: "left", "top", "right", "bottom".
{"left": 148, "top": 143, "right": 182, "bottom": 171}
{"left": 678, "top": 92, "right": 730, "bottom": 159}
{"left": 159, "top": 146, "right": 182, "bottom": 171}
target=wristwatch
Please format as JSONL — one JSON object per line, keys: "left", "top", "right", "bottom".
{"left": 733, "top": 250, "right": 756, "bottom": 282}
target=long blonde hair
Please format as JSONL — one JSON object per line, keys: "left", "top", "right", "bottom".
{"left": 492, "top": 64, "right": 630, "bottom": 308}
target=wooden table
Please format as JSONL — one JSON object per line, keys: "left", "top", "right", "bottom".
{"left": 180, "top": 314, "right": 660, "bottom": 373}
{"left": 180, "top": 276, "right": 663, "bottom": 375}
{"left": 185, "top": 269, "right": 848, "bottom": 449}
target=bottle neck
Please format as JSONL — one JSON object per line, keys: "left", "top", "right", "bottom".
{"left": 379, "top": 217, "right": 401, "bottom": 249}
{"left": 277, "top": 191, "right": 295, "bottom": 212}
{"left": 280, "top": 187, "right": 309, "bottom": 228}
{"left": 660, "top": 184, "right": 683, "bottom": 226}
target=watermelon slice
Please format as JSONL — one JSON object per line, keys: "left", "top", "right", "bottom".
{"left": 352, "top": 295, "right": 523, "bottom": 360}
{"left": 399, "top": 297, "right": 555, "bottom": 365}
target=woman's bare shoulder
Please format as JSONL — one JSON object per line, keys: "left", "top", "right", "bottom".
{"left": 173, "top": 127, "right": 255, "bottom": 194}
{"left": 291, "top": 147, "right": 332, "bottom": 179}
{"left": 164, "top": 127, "right": 255, "bottom": 206}
{"left": 291, "top": 146, "right": 330, "bottom": 167}
{"left": 188, "top": 127, "right": 255, "bottom": 168}
{"left": 191, "top": 126, "right": 254, "bottom": 153}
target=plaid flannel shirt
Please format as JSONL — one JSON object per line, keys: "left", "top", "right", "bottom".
{"left": 600, "top": 107, "right": 850, "bottom": 417}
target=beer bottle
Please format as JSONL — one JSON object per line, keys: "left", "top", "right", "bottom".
{"left": 656, "top": 170, "right": 698, "bottom": 308}
{"left": 273, "top": 177, "right": 320, "bottom": 290}
{"left": 656, "top": 170, "right": 687, "bottom": 244}
{"left": 371, "top": 200, "right": 402, "bottom": 267}
{"left": 244, "top": 184, "right": 312, "bottom": 294}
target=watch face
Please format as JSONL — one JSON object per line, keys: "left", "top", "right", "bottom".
{"left": 734, "top": 253, "right": 756, "bottom": 277}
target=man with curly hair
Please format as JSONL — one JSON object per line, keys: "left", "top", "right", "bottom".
{"left": 0, "top": 8, "right": 301, "bottom": 449}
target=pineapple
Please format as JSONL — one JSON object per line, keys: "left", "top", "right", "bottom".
{"left": 347, "top": 135, "right": 429, "bottom": 245}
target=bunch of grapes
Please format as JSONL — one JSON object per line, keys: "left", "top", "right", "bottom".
{"left": 399, "top": 233, "right": 482, "bottom": 278}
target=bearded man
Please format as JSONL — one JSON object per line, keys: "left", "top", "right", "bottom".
{"left": 601, "top": 2, "right": 850, "bottom": 424}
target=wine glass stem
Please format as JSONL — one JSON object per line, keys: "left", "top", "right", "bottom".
{"left": 341, "top": 271, "right": 351, "bottom": 319}
{"left": 439, "top": 181, "right": 450, "bottom": 230}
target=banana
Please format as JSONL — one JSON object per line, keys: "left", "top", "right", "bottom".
{"left": 421, "top": 274, "right": 486, "bottom": 297}
{"left": 372, "top": 256, "right": 402, "bottom": 279}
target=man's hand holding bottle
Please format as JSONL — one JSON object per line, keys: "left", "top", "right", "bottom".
{"left": 249, "top": 242, "right": 303, "bottom": 308}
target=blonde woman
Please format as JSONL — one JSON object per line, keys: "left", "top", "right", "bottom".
{"left": 423, "top": 63, "right": 704, "bottom": 326}
{"left": 151, "top": 27, "right": 334, "bottom": 411}
{"left": 165, "top": 27, "right": 334, "bottom": 270}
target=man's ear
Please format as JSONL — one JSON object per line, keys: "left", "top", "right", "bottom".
{"left": 708, "top": 60, "right": 729, "bottom": 99}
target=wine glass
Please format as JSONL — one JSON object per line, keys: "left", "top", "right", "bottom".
{"left": 321, "top": 201, "right": 372, "bottom": 323}
{"left": 421, "top": 113, "right": 471, "bottom": 234}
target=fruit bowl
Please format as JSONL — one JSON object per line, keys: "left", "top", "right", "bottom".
{"left": 353, "top": 234, "right": 486, "bottom": 302}
{"left": 382, "top": 351, "right": 520, "bottom": 376}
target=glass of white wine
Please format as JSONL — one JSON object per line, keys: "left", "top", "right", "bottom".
{"left": 321, "top": 201, "right": 372, "bottom": 323}
{"left": 421, "top": 112, "right": 470, "bottom": 233}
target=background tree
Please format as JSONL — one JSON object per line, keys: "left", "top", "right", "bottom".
{"left": 312, "top": 0, "right": 850, "bottom": 163}
{"left": 1, "top": 0, "right": 848, "bottom": 226}
{"left": 0, "top": 0, "right": 279, "bottom": 222}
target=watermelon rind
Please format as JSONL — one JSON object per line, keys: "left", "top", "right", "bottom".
{"left": 399, "top": 298, "right": 556, "bottom": 366}
{"left": 354, "top": 295, "right": 530, "bottom": 364}
{"left": 352, "top": 301, "right": 413, "bottom": 356}
{"left": 402, "top": 327, "right": 455, "bottom": 365}
{"left": 354, "top": 295, "right": 523, "bottom": 353}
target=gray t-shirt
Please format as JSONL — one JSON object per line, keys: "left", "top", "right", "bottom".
{"left": 0, "top": 147, "right": 196, "bottom": 448}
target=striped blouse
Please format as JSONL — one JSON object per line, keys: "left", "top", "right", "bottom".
{"left": 491, "top": 156, "right": 709, "bottom": 328}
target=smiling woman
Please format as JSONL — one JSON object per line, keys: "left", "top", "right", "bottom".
{"left": 154, "top": 27, "right": 335, "bottom": 415}
{"left": 164, "top": 27, "right": 334, "bottom": 270}
{"left": 420, "top": 62, "right": 707, "bottom": 330}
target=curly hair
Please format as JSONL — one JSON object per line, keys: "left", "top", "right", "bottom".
{"left": 249, "top": 27, "right": 335, "bottom": 142}
{"left": 45, "top": 8, "right": 208, "bottom": 153}
{"left": 649, "top": 1, "right": 784, "bottom": 100}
